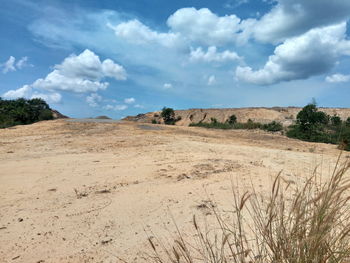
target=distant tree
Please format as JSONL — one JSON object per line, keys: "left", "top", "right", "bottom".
{"left": 296, "top": 103, "right": 329, "bottom": 133}
{"left": 227, "top": 114, "right": 237, "bottom": 125}
{"left": 346, "top": 117, "right": 350, "bottom": 127}
{"left": 210, "top": 117, "right": 218, "bottom": 124}
{"left": 263, "top": 121, "right": 283, "bottom": 132}
{"left": 161, "top": 107, "right": 176, "bottom": 125}
{"left": 331, "top": 115, "right": 342, "bottom": 126}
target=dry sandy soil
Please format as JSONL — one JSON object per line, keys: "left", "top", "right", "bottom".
{"left": 0, "top": 120, "right": 348, "bottom": 262}
{"left": 124, "top": 107, "right": 350, "bottom": 126}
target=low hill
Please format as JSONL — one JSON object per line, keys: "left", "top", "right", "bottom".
{"left": 123, "top": 107, "right": 350, "bottom": 126}
{"left": 51, "top": 109, "right": 69, "bottom": 119}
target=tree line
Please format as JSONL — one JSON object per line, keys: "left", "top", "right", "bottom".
{"left": 0, "top": 97, "right": 53, "bottom": 128}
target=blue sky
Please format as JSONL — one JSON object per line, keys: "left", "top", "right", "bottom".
{"left": 1, "top": 0, "right": 350, "bottom": 118}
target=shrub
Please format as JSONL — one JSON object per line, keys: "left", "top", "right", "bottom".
{"left": 227, "top": 114, "right": 237, "bottom": 125}
{"left": 190, "top": 119, "right": 263, "bottom": 130}
{"left": 190, "top": 121, "right": 232, "bottom": 129}
{"left": 297, "top": 103, "right": 329, "bottom": 129}
{"left": 151, "top": 119, "right": 157, "bottom": 124}
{"left": 262, "top": 121, "right": 283, "bottom": 132}
{"left": 210, "top": 117, "right": 218, "bottom": 124}
{"left": 161, "top": 107, "right": 176, "bottom": 125}
{"left": 331, "top": 115, "right": 342, "bottom": 126}
{"left": 346, "top": 117, "right": 350, "bottom": 127}
{"left": 233, "top": 119, "right": 262, "bottom": 130}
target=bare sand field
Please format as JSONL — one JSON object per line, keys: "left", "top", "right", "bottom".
{"left": 0, "top": 120, "right": 347, "bottom": 262}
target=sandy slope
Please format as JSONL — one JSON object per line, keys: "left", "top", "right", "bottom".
{"left": 0, "top": 120, "right": 347, "bottom": 262}
{"left": 124, "top": 107, "right": 350, "bottom": 126}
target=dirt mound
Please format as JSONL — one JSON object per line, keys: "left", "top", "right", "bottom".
{"left": 124, "top": 107, "right": 350, "bottom": 126}
{"left": 95, "top": 115, "right": 111, "bottom": 120}
{"left": 51, "top": 109, "right": 69, "bottom": 119}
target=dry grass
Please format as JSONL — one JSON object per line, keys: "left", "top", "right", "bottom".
{"left": 145, "top": 153, "right": 350, "bottom": 263}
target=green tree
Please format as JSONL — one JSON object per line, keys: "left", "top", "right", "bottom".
{"left": 331, "top": 115, "right": 342, "bottom": 126}
{"left": 0, "top": 97, "right": 53, "bottom": 128}
{"left": 345, "top": 117, "right": 350, "bottom": 127}
{"left": 263, "top": 121, "right": 283, "bottom": 132}
{"left": 161, "top": 107, "right": 176, "bottom": 125}
{"left": 227, "top": 114, "right": 237, "bottom": 125}
{"left": 296, "top": 103, "right": 328, "bottom": 133}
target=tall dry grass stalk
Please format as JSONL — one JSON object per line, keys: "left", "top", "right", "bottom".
{"left": 145, "top": 154, "right": 350, "bottom": 263}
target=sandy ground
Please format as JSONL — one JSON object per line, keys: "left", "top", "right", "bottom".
{"left": 0, "top": 120, "right": 347, "bottom": 263}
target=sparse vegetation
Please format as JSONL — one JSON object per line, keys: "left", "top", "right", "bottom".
{"left": 190, "top": 118, "right": 283, "bottom": 132}
{"left": 146, "top": 158, "right": 350, "bottom": 263}
{"left": 160, "top": 107, "right": 182, "bottom": 125}
{"left": 287, "top": 103, "right": 350, "bottom": 150}
{"left": 188, "top": 103, "right": 349, "bottom": 150}
{"left": 227, "top": 114, "right": 237, "bottom": 125}
{"left": 0, "top": 97, "right": 53, "bottom": 128}
{"left": 190, "top": 120, "right": 233, "bottom": 129}
{"left": 262, "top": 120, "right": 283, "bottom": 132}
{"left": 346, "top": 117, "right": 350, "bottom": 127}
{"left": 161, "top": 107, "right": 176, "bottom": 125}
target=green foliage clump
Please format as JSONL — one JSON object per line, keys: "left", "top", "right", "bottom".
{"left": 262, "top": 121, "right": 283, "bottom": 132}
{"left": 190, "top": 121, "right": 233, "bottom": 129}
{"left": 346, "top": 117, "right": 350, "bottom": 127}
{"left": 161, "top": 107, "right": 176, "bottom": 125}
{"left": 233, "top": 119, "right": 263, "bottom": 130}
{"left": 287, "top": 103, "right": 350, "bottom": 151}
{"left": 210, "top": 117, "right": 218, "bottom": 124}
{"left": 331, "top": 115, "right": 342, "bottom": 126}
{"left": 160, "top": 107, "right": 182, "bottom": 125}
{"left": 227, "top": 114, "right": 237, "bottom": 125}
{"left": 0, "top": 97, "right": 53, "bottom": 128}
{"left": 190, "top": 118, "right": 270, "bottom": 131}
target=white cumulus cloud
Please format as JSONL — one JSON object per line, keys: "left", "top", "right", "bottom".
{"left": 29, "top": 49, "right": 125, "bottom": 93}
{"left": 3, "top": 85, "right": 61, "bottom": 104}
{"left": 32, "top": 70, "right": 110, "bottom": 93}
{"left": 124, "top": 97, "right": 135, "bottom": 104}
{"left": 3, "top": 85, "right": 32, "bottom": 99}
{"left": 1, "top": 56, "right": 32, "bottom": 73}
{"left": 190, "top": 46, "right": 241, "bottom": 63}
{"left": 2, "top": 56, "right": 16, "bottom": 73}
{"left": 2, "top": 50, "right": 127, "bottom": 105}
{"left": 16, "top": 57, "right": 31, "bottom": 69}
{"left": 236, "top": 23, "right": 350, "bottom": 85}
{"left": 167, "top": 8, "right": 244, "bottom": 46}
{"left": 86, "top": 93, "right": 103, "bottom": 107}
{"left": 104, "top": 104, "right": 128, "bottom": 111}
{"left": 163, "top": 83, "right": 173, "bottom": 89}
{"left": 252, "top": 0, "right": 350, "bottom": 43}
{"left": 109, "top": 20, "right": 183, "bottom": 48}
{"left": 326, "top": 74, "right": 350, "bottom": 83}
{"left": 54, "top": 49, "right": 126, "bottom": 82}
{"left": 31, "top": 92, "right": 62, "bottom": 104}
